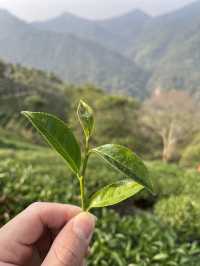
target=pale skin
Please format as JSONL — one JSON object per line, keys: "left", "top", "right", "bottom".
{"left": 0, "top": 202, "right": 96, "bottom": 266}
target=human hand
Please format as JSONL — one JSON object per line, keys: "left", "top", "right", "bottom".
{"left": 0, "top": 202, "right": 96, "bottom": 266}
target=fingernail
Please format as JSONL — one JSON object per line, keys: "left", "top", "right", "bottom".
{"left": 73, "top": 212, "right": 96, "bottom": 242}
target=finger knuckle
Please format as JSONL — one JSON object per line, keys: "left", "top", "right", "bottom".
{"left": 53, "top": 244, "right": 80, "bottom": 266}
{"left": 28, "top": 201, "right": 43, "bottom": 210}
{"left": 65, "top": 247, "right": 80, "bottom": 266}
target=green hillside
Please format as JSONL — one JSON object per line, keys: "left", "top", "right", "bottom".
{"left": 0, "top": 61, "right": 155, "bottom": 155}
{"left": 0, "top": 61, "right": 68, "bottom": 134}
{"left": 129, "top": 0, "right": 200, "bottom": 97}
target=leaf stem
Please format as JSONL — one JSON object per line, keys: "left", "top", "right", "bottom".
{"left": 80, "top": 137, "right": 90, "bottom": 210}
{"left": 79, "top": 175, "right": 85, "bottom": 210}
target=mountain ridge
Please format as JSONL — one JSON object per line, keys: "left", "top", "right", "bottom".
{"left": 32, "top": 8, "right": 151, "bottom": 53}
{"left": 1, "top": 1, "right": 200, "bottom": 99}
{"left": 0, "top": 9, "right": 149, "bottom": 98}
{"left": 129, "top": 0, "right": 200, "bottom": 97}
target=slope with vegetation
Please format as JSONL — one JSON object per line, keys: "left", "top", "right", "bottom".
{"left": 129, "top": 0, "right": 200, "bottom": 97}
{"left": 0, "top": 61, "right": 68, "bottom": 137}
{"left": 0, "top": 9, "right": 149, "bottom": 98}
{"left": 33, "top": 12, "right": 121, "bottom": 52}
{"left": 0, "top": 61, "right": 200, "bottom": 265}
{"left": 0, "top": 61, "right": 154, "bottom": 155}
{"left": 32, "top": 0, "right": 200, "bottom": 99}
{"left": 1, "top": 1, "right": 200, "bottom": 99}
{"left": 33, "top": 9, "right": 151, "bottom": 53}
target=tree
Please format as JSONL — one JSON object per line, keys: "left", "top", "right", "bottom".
{"left": 0, "top": 60, "right": 6, "bottom": 78}
{"left": 141, "top": 90, "right": 199, "bottom": 162}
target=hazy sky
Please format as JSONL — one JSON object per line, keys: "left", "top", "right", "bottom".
{"left": 0, "top": 0, "right": 197, "bottom": 21}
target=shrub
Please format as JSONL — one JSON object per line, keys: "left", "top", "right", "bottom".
{"left": 1, "top": 146, "right": 200, "bottom": 265}
{"left": 133, "top": 162, "right": 184, "bottom": 205}
{"left": 148, "top": 161, "right": 184, "bottom": 197}
{"left": 138, "top": 162, "right": 200, "bottom": 203}
{"left": 88, "top": 209, "right": 200, "bottom": 266}
{"left": 181, "top": 169, "right": 200, "bottom": 198}
{"left": 155, "top": 195, "right": 200, "bottom": 240}
{"left": 181, "top": 134, "right": 200, "bottom": 167}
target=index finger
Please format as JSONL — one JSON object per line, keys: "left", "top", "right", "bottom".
{"left": 0, "top": 202, "right": 81, "bottom": 246}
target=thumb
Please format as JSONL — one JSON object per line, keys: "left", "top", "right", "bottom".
{"left": 42, "top": 212, "right": 96, "bottom": 266}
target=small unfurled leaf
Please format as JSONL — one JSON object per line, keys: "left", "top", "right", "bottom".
{"left": 91, "top": 144, "right": 153, "bottom": 193}
{"left": 87, "top": 179, "right": 143, "bottom": 210}
{"left": 21, "top": 111, "right": 81, "bottom": 174}
{"left": 77, "top": 100, "right": 94, "bottom": 139}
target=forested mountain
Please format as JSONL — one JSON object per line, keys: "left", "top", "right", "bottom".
{"left": 0, "top": 9, "right": 149, "bottom": 98}
{"left": 131, "top": 0, "right": 200, "bottom": 67}
{"left": 32, "top": 12, "right": 121, "bottom": 52}
{"left": 31, "top": 0, "right": 200, "bottom": 98}
{"left": 33, "top": 10, "right": 151, "bottom": 52}
{"left": 99, "top": 10, "right": 151, "bottom": 51}
{"left": 0, "top": 0, "right": 200, "bottom": 99}
{"left": 130, "top": 0, "right": 200, "bottom": 96}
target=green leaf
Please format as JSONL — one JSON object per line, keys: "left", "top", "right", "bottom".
{"left": 152, "top": 253, "right": 169, "bottom": 261}
{"left": 21, "top": 111, "right": 81, "bottom": 174}
{"left": 87, "top": 179, "right": 143, "bottom": 210}
{"left": 91, "top": 144, "right": 153, "bottom": 193}
{"left": 77, "top": 100, "right": 94, "bottom": 140}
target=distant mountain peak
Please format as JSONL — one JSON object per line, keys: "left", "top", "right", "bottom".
{"left": 0, "top": 8, "right": 27, "bottom": 24}
{"left": 0, "top": 8, "right": 11, "bottom": 15}
{"left": 0, "top": 9, "right": 16, "bottom": 20}
{"left": 60, "top": 11, "right": 83, "bottom": 18}
{"left": 39, "top": 9, "right": 150, "bottom": 22}
{"left": 51, "top": 11, "right": 84, "bottom": 21}
{"left": 99, "top": 9, "right": 151, "bottom": 23}
{"left": 121, "top": 8, "right": 150, "bottom": 18}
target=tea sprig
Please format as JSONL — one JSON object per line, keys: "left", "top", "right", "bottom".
{"left": 22, "top": 100, "right": 153, "bottom": 211}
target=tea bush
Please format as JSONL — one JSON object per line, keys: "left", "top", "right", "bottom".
{"left": 152, "top": 163, "right": 200, "bottom": 239}
{"left": 138, "top": 162, "right": 200, "bottom": 203}
{"left": 155, "top": 195, "right": 200, "bottom": 240}
{"left": 132, "top": 162, "right": 185, "bottom": 205}
{"left": 0, "top": 147, "right": 124, "bottom": 222}
{"left": 0, "top": 142, "right": 200, "bottom": 265}
{"left": 148, "top": 162, "right": 184, "bottom": 197}
{"left": 88, "top": 209, "right": 200, "bottom": 266}
{"left": 181, "top": 169, "right": 200, "bottom": 197}
{"left": 181, "top": 134, "right": 200, "bottom": 167}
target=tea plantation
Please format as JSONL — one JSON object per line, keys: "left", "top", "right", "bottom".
{"left": 0, "top": 62, "right": 200, "bottom": 265}
{"left": 0, "top": 135, "right": 200, "bottom": 265}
